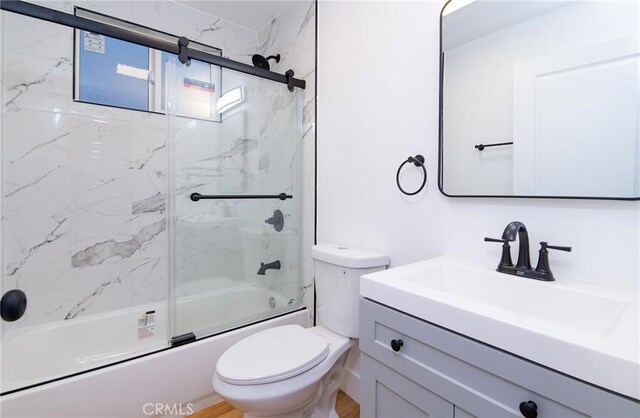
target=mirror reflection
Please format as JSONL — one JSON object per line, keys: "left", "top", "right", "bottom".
{"left": 440, "top": 0, "right": 640, "bottom": 199}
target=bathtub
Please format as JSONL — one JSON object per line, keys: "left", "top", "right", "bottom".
{"left": 174, "top": 280, "right": 296, "bottom": 335}
{"left": 0, "top": 282, "right": 307, "bottom": 417}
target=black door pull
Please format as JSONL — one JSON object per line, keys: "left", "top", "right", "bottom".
{"left": 519, "top": 401, "right": 538, "bottom": 418}
{"left": 390, "top": 339, "right": 404, "bottom": 352}
{"left": 1, "top": 289, "right": 27, "bottom": 322}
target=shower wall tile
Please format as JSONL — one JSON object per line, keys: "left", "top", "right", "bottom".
{"left": 2, "top": 53, "right": 73, "bottom": 114}
{"left": 3, "top": 164, "right": 74, "bottom": 220}
{"left": 129, "top": 122, "right": 166, "bottom": 172}
{"left": 3, "top": 268, "right": 93, "bottom": 325}
{"left": 0, "top": 12, "right": 72, "bottom": 61}
{"left": 70, "top": 214, "right": 166, "bottom": 264}
{"left": 4, "top": 217, "right": 72, "bottom": 277}
{"left": 257, "top": 1, "right": 316, "bottom": 320}
{"left": 132, "top": 170, "right": 166, "bottom": 215}
{"left": 68, "top": 117, "right": 134, "bottom": 169}
{"left": 2, "top": 110, "right": 71, "bottom": 166}
{"left": 70, "top": 167, "right": 133, "bottom": 218}
{"left": 128, "top": 2, "right": 255, "bottom": 65}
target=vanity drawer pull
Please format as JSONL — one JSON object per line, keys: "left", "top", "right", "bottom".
{"left": 519, "top": 400, "right": 537, "bottom": 418}
{"left": 390, "top": 339, "right": 404, "bottom": 352}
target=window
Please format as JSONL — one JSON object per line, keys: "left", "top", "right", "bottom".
{"left": 159, "top": 52, "right": 220, "bottom": 120}
{"left": 78, "top": 31, "right": 150, "bottom": 111}
{"left": 74, "top": 9, "right": 222, "bottom": 121}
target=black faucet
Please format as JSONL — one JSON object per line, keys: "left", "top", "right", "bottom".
{"left": 485, "top": 222, "right": 571, "bottom": 281}
{"left": 501, "top": 221, "right": 531, "bottom": 270}
{"left": 257, "top": 260, "right": 281, "bottom": 275}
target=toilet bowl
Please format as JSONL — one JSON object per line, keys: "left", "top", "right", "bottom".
{"left": 212, "top": 243, "right": 389, "bottom": 417}
{"left": 213, "top": 325, "right": 353, "bottom": 417}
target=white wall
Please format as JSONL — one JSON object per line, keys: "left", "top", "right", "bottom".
{"left": 318, "top": 1, "right": 446, "bottom": 270}
{"left": 318, "top": 0, "right": 640, "bottom": 399}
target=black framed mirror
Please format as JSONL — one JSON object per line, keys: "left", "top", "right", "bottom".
{"left": 438, "top": 0, "right": 640, "bottom": 200}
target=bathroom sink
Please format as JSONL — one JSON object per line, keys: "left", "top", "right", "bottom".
{"left": 391, "top": 260, "right": 626, "bottom": 336}
{"left": 360, "top": 257, "right": 640, "bottom": 399}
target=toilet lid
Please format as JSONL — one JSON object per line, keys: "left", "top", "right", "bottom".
{"left": 216, "top": 324, "right": 329, "bottom": 385}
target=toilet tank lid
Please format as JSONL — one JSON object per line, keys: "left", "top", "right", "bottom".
{"left": 311, "top": 243, "right": 389, "bottom": 268}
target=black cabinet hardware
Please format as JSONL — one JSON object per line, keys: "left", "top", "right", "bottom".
{"left": 390, "top": 339, "right": 404, "bottom": 352}
{"left": 519, "top": 401, "right": 538, "bottom": 418}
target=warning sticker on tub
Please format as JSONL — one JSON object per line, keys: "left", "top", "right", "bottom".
{"left": 138, "top": 310, "right": 155, "bottom": 338}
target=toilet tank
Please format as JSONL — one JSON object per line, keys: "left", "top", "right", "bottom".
{"left": 311, "top": 243, "right": 389, "bottom": 338}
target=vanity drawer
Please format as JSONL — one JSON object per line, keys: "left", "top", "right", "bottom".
{"left": 361, "top": 353, "right": 454, "bottom": 418}
{"left": 360, "top": 298, "right": 640, "bottom": 418}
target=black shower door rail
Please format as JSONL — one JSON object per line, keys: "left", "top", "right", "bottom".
{"left": 0, "top": 0, "right": 306, "bottom": 91}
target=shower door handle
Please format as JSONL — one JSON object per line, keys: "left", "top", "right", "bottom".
{"left": 190, "top": 193, "right": 293, "bottom": 202}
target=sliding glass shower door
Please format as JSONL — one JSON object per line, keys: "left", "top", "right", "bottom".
{"left": 166, "top": 62, "right": 303, "bottom": 340}
{"left": 0, "top": 11, "right": 172, "bottom": 393}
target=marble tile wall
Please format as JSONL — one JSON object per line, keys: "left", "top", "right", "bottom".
{"left": 1, "top": 0, "right": 316, "bottom": 330}
{"left": 1, "top": 2, "right": 256, "bottom": 329}
{"left": 257, "top": 1, "right": 317, "bottom": 320}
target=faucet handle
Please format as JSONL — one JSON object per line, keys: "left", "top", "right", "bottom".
{"left": 541, "top": 242, "right": 572, "bottom": 252}
{"left": 535, "top": 242, "right": 572, "bottom": 281}
{"left": 484, "top": 237, "right": 513, "bottom": 268}
{"left": 484, "top": 237, "right": 507, "bottom": 243}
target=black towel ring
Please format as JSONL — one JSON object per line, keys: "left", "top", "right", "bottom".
{"left": 396, "top": 155, "right": 427, "bottom": 196}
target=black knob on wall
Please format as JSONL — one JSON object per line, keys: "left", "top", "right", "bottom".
{"left": 1, "top": 289, "right": 27, "bottom": 322}
{"left": 519, "top": 401, "right": 538, "bottom": 418}
{"left": 390, "top": 339, "right": 404, "bottom": 352}
{"left": 265, "top": 209, "right": 284, "bottom": 232}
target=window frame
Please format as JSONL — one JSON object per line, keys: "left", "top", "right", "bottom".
{"left": 72, "top": 7, "right": 223, "bottom": 122}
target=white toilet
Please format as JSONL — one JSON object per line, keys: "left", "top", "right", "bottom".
{"left": 212, "top": 243, "right": 389, "bottom": 417}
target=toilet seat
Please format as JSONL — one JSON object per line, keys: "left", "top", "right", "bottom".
{"left": 216, "top": 325, "right": 329, "bottom": 385}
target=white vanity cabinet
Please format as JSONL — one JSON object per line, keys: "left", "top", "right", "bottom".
{"left": 359, "top": 298, "right": 640, "bottom": 418}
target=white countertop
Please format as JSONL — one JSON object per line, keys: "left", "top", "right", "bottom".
{"left": 360, "top": 256, "right": 640, "bottom": 400}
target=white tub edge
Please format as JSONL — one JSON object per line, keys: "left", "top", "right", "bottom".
{"left": 1, "top": 310, "right": 308, "bottom": 418}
